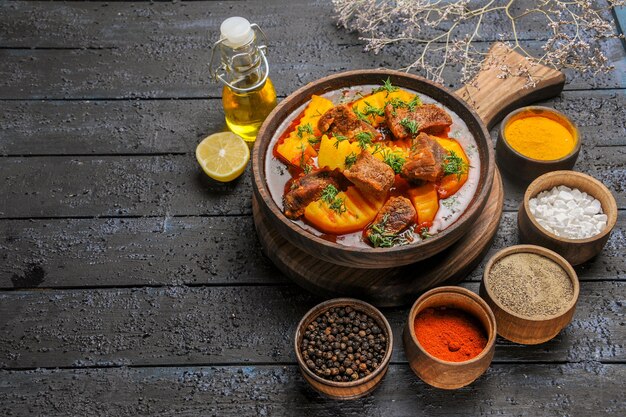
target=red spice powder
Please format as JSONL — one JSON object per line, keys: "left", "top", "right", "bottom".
{"left": 413, "top": 307, "right": 487, "bottom": 362}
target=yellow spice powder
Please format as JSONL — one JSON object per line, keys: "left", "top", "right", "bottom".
{"left": 504, "top": 115, "right": 575, "bottom": 160}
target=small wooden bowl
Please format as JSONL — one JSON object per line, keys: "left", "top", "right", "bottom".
{"left": 403, "top": 286, "right": 496, "bottom": 390}
{"left": 294, "top": 298, "right": 393, "bottom": 400}
{"left": 480, "top": 245, "right": 580, "bottom": 344}
{"left": 518, "top": 170, "right": 617, "bottom": 265}
{"left": 496, "top": 106, "right": 580, "bottom": 183}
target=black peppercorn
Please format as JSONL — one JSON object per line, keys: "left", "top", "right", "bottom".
{"left": 299, "top": 306, "right": 388, "bottom": 383}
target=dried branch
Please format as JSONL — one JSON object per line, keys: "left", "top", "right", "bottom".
{"left": 332, "top": 0, "right": 625, "bottom": 87}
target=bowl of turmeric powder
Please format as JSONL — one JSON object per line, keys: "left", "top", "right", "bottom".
{"left": 496, "top": 106, "right": 580, "bottom": 183}
{"left": 402, "top": 286, "right": 496, "bottom": 390}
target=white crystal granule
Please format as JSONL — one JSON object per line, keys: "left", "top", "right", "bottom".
{"left": 528, "top": 185, "right": 607, "bottom": 239}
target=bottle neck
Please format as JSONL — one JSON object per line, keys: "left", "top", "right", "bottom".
{"left": 219, "top": 40, "right": 267, "bottom": 92}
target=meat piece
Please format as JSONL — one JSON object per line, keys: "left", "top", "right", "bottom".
{"left": 366, "top": 196, "right": 416, "bottom": 240}
{"left": 385, "top": 103, "right": 452, "bottom": 140}
{"left": 401, "top": 133, "right": 447, "bottom": 183}
{"left": 343, "top": 151, "right": 395, "bottom": 200}
{"left": 283, "top": 170, "right": 339, "bottom": 219}
{"left": 318, "top": 105, "right": 379, "bottom": 140}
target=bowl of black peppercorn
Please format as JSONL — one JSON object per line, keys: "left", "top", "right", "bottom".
{"left": 294, "top": 298, "right": 393, "bottom": 400}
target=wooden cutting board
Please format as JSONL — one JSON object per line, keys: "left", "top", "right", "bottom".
{"left": 253, "top": 43, "right": 565, "bottom": 307}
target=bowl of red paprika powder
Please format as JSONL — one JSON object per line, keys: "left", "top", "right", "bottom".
{"left": 403, "top": 286, "right": 496, "bottom": 389}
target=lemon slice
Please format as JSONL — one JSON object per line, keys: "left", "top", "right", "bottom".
{"left": 196, "top": 132, "right": 250, "bottom": 182}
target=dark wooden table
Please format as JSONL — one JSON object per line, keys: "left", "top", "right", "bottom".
{"left": 0, "top": 1, "right": 624, "bottom": 415}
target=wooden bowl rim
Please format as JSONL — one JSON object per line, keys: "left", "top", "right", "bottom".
{"left": 522, "top": 170, "right": 618, "bottom": 244}
{"left": 252, "top": 69, "right": 494, "bottom": 260}
{"left": 482, "top": 244, "right": 580, "bottom": 322}
{"left": 406, "top": 286, "right": 496, "bottom": 366}
{"left": 499, "top": 105, "right": 581, "bottom": 164}
{"left": 294, "top": 297, "right": 393, "bottom": 388}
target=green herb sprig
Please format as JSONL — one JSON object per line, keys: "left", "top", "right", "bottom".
{"left": 406, "top": 96, "right": 422, "bottom": 111}
{"left": 329, "top": 197, "right": 347, "bottom": 215}
{"left": 373, "top": 77, "right": 399, "bottom": 95}
{"left": 367, "top": 214, "right": 414, "bottom": 248}
{"left": 363, "top": 101, "right": 385, "bottom": 117}
{"left": 297, "top": 123, "right": 314, "bottom": 138}
{"left": 298, "top": 143, "right": 313, "bottom": 174}
{"left": 419, "top": 226, "right": 432, "bottom": 239}
{"left": 321, "top": 184, "right": 339, "bottom": 204}
{"left": 320, "top": 184, "right": 346, "bottom": 215}
{"left": 442, "top": 150, "right": 468, "bottom": 180}
{"left": 332, "top": 133, "right": 348, "bottom": 149}
{"left": 354, "top": 131, "right": 374, "bottom": 149}
{"left": 344, "top": 152, "right": 358, "bottom": 169}
{"left": 382, "top": 150, "right": 406, "bottom": 174}
{"left": 400, "top": 118, "right": 419, "bottom": 135}
{"left": 352, "top": 107, "right": 368, "bottom": 121}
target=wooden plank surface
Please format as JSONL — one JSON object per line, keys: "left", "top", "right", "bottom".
{"left": 0, "top": 364, "right": 624, "bottom": 416}
{"left": 1, "top": 39, "right": 624, "bottom": 101}
{"left": 1, "top": 90, "right": 624, "bottom": 156}
{"left": 1, "top": 1, "right": 625, "bottom": 416}
{"left": 2, "top": 0, "right": 605, "bottom": 48}
{"left": 0, "top": 146, "right": 623, "bottom": 219}
{"left": 0, "top": 282, "right": 623, "bottom": 369}
{"left": 1, "top": 212, "right": 623, "bottom": 289}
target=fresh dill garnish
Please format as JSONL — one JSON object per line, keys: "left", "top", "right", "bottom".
{"left": 400, "top": 118, "right": 419, "bottom": 135}
{"left": 297, "top": 123, "right": 314, "bottom": 139}
{"left": 382, "top": 150, "right": 406, "bottom": 174}
{"left": 442, "top": 150, "right": 468, "bottom": 180}
{"left": 352, "top": 107, "right": 368, "bottom": 121}
{"left": 367, "top": 214, "right": 414, "bottom": 248}
{"left": 406, "top": 96, "right": 422, "bottom": 111}
{"left": 329, "top": 197, "right": 347, "bottom": 215}
{"left": 373, "top": 77, "right": 399, "bottom": 95}
{"left": 442, "top": 196, "right": 459, "bottom": 212}
{"left": 354, "top": 131, "right": 373, "bottom": 149}
{"left": 332, "top": 133, "right": 348, "bottom": 149}
{"left": 321, "top": 184, "right": 339, "bottom": 204}
{"left": 419, "top": 226, "right": 432, "bottom": 239}
{"left": 307, "top": 137, "right": 320, "bottom": 145}
{"left": 298, "top": 143, "right": 313, "bottom": 174}
{"left": 321, "top": 184, "right": 346, "bottom": 214}
{"left": 344, "top": 152, "right": 358, "bottom": 169}
{"left": 388, "top": 97, "right": 406, "bottom": 109}
{"left": 388, "top": 96, "right": 421, "bottom": 111}
{"left": 363, "top": 101, "right": 385, "bottom": 117}
{"left": 369, "top": 143, "right": 384, "bottom": 156}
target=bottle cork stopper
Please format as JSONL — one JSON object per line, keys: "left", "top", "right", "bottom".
{"left": 220, "top": 17, "right": 254, "bottom": 48}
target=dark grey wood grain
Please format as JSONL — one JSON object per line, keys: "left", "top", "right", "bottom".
{"left": 1, "top": 90, "right": 624, "bottom": 156}
{"left": 1, "top": 211, "right": 623, "bottom": 289}
{"left": 0, "top": 1, "right": 624, "bottom": 414}
{"left": 0, "top": 0, "right": 614, "bottom": 48}
{"left": 0, "top": 155, "right": 253, "bottom": 218}
{"left": 0, "top": 282, "right": 623, "bottom": 369}
{"left": 0, "top": 364, "right": 624, "bottom": 416}
{"left": 0, "top": 40, "right": 624, "bottom": 100}
{"left": 0, "top": 146, "right": 623, "bottom": 218}
{"left": 0, "top": 215, "right": 280, "bottom": 288}
{"left": 0, "top": 99, "right": 225, "bottom": 156}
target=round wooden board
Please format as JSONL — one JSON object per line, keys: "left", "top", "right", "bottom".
{"left": 253, "top": 170, "right": 504, "bottom": 307}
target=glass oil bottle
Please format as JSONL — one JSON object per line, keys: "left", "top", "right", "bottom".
{"left": 209, "top": 17, "right": 277, "bottom": 143}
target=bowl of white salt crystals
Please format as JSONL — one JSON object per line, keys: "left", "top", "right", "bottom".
{"left": 518, "top": 170, "right": 617, "bottom": 266}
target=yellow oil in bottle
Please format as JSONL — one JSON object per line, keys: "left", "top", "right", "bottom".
{"left": 222, "top": 78, "right": 277, "bottom": 142}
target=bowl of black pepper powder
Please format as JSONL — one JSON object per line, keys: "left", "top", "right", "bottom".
{"left": 294, "top": 298, "right": 393, "bottom": 400}
{"left": 480, "top": 245, "right": 579, "bottom": 344}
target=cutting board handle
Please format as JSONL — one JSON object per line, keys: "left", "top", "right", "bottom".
{"left": 455, "top": 42, "right": 565, "bottom": 129}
